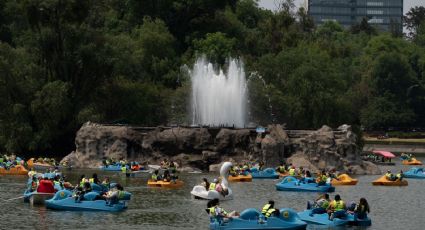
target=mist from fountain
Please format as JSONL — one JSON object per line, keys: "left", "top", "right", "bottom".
{"left": 190, "top": 57, "right": 247, "bottom": 127}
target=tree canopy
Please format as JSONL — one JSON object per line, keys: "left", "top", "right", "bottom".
{"left": 1, "top": 1, "right": 425, "bottom": 156}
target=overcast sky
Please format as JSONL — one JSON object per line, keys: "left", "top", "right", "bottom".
{"left": 258, "top": 0, "right": 425, "bottom": 15}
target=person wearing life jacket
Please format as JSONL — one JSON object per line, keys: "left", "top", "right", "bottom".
{"left": 276, "top": 162, "right": 286, "bottom": 174}
{"left": 385, "top": 170, "right": 396, "bottom": 181}
{"left": 103, "top": 183, "right": 125, "bottom": 205}
{"left": 288, "top": 166, "right": 296, "bottom": 176}
{"left": 354, "top": 198, "right": 370, "bottom": 219}
{"left": 261, "top": 200, "right": 275, "bottom": 215}
{"left": 208, "top": 198, "right": 239, "bottom": 219}
{"left": 209, "top": 178, "right": 218, "bottom": 191}
{"left": 327, "top": 194, "right": 346, "bottom": 220}
{"left": 396, "top": 170, "right": 404, "bottom": 181}
{"left": 89, "top": 173, "right": 100, "bottom": 184}
{"left": 151, "top": 170, "right": 160, "bottom": 181}
{"left": 316, "top": 170, "right": 328, "bottom": 186}
{"left": 101, "top": 177, "right": 110, "bottom": 189}
{"left": 309, "top": 193, "right": 330, "bottom": 215}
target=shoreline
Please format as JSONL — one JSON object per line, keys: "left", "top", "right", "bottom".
{"left": 363, "top": 138, "right": 425, "bottom": 155}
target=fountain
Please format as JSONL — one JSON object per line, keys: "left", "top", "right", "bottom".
{"left": 190, "top": 57, "right": 247, "bottom": 127}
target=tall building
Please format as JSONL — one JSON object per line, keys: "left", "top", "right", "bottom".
{"left": 308, "top": 0, "right": 403, "bottom": 31}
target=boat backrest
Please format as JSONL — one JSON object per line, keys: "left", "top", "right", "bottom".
{"left": 281, "top": 176, "right": 297, "bottom": 184}
{"left": 83, "top": 192, "right": 99, "bottom": 201}
{"left": 51, "top": 190, "right": 72, "bottom": 200}
{"left": 239, "top": 208, "right": 261, "bottom": 220}
{"left": 264, "top": 168, "right": 276, "bottom": 174}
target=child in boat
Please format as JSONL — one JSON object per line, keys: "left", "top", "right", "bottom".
{"left": 103, "top": 184, "right": 125, "bottom": 205}
{"left": 354, "top": 198, "right": 370, "bottom": 219}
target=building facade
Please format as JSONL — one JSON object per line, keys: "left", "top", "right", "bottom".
{"left": 308, "top": 0, "right": 403, "bottom": 31}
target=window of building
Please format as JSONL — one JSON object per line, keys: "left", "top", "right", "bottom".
{"left": 367, "top": 1, "right": 384, "bottom": 7}
{"left": 367, "top": 10, "right": 383, "bottom": 15}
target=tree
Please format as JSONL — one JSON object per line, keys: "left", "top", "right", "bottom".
{"left": 193, "top": 32, "right": 236, "bottom": 65}
{"left": 404, "top": 6, "right": 425, "bottom": 39}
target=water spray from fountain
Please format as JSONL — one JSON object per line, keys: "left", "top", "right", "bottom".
{"left": 190, "top": 57, "right": 247, "bottom": 127}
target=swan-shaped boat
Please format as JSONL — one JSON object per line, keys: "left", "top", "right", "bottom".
{"left": 298, "top": 210, "right": 371, "bottom": 227}
{"left": 372, "top": 176, "right": 408, "bottom": 186}
{"left": 331, "top": 174, "right": 358, "bottom": 186}
{"left": 45, "top": 190, "right": 131, "bottom": 211}
{"left": 250, "top": 168, "right": 279, "bottom": 179}
{"left": 275, "top": 176, "right": 335, "bottom": 192}
{"left": 191, "top": 162, "right": 234, "bottom": 200}
{"left": 210, "top": 208, "right": 307, "bottom": 230}
{"left": 403, "top": 167, "right": 425, "bottom": 179}
{"left": 0, "top": 165, "right": 28, "bottom": 175}
{"left": 402, "top": 158, "right": 422, "bottom": 165}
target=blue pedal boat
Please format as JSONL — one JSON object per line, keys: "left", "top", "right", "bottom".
{"left": 275, "top": 177, "right": 335, "bottom": 192}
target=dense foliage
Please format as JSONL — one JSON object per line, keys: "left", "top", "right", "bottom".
{"left": 1, "top": 0, "right": 425, "bottom": 155}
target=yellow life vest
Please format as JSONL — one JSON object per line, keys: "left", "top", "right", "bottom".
{"left": 151, "top": 174, "right": 158, "bottom": 180}
{"left": 118, "top": 190, "right": 125, "bottom": 199}
{"left": 321, "top": 175, "right": 327, "bottom": 182}
{"left": 209, "top": 183, "right": 216, "bottom": 191}
{"left": 121, "top": 166, "right": 127, "bottom": 173}
{"left": 278, "top": 166, "right": 285, "bottom": 172}
{"left": 261, "top": 204, "right": 271, "bottom": 215}
{"left": 396, "top": 173, "right": 402, "bottom": 179}
{"left": 385, "top": 173, "right": 392, "bottom": 179}
{"left": 321, "top": 200, "right": 330, "bottom": 209}
{"left": 289, "top": 168, "right": 295, "bottom": 176}
{"left": 89, "top": 178, "right": 94, "bottom": 183}
{"left": 331, "top": 200, "right": 345, "bottom": 211}
{"left": 80, "top": 178, "right": 86, "bottom": 187}
{"left": 265, "top": 208, "right": 276, "bottom": 217}
{"left": 209, "top": 206, "right": 216, "bottom": 216}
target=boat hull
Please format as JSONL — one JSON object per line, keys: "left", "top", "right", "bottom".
{"left": 228, "top": 175, "right": 252, "bottom": 182}
{"left": 276, "top": 177, "right": 335, "bottom": 192}
{"left": 372, "top": 176, "right": 408, "bottom": 186}
{"left": 147, "top": 179, "right": 184, "bottom": 188}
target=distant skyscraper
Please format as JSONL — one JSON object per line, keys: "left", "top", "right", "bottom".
{"left": 308, "top": 0, "right": 403, "bottom": 31}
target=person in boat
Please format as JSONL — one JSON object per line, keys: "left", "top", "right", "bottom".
{"left": 316, "top": 170, "right": 328, "bottom": 186}
{"left": 258, "top": 161, "right": 265, "bottom": 171}
{"left": 79, "top": 174, "right": 88, "bottom": 187}
{"left": 37, "top": 177, "right": 55, "bottom": 193}
{"left": 151, "top": 170, "right": 161, "bottom": 181}
{"left": 288, "top": 165, "right": 296, "bottom": 176}
{"left": 28, "top": 176, "right": 39, "bottom": 192}
{"left": 354, "top": 198, "right": 370, "bottom": 219}
{"left": 162, "top": 170, "right": 171, "bottom": 182}
{"left": 75, "top": 182, "right": 93, "bottom": 202}
{"left": 261, "top": 200, "right": 280, "bottom": 218}
{"left": 101, "top": 177, "right": 110, "bottom": 188}
{"left": 53, "top": 175, "right": 63, "bottom": 190}
{"left": 308, "top": 193, "right": 330, "bottom": 215}
{"left": 215, "top": 178, "right": 229, "bottom": 197}
{"left": 209, "top": 178, "right": 218, "bottom": 191}
{"left": 208, "top": 198, "right": 239, "bottom": 220}
{"left": 299, "top": 170, "right": 313, "bottom": 184}
{"left": 89, "top": 173, "right": 100, "bottom": 184}
{"left": 170, "top": 169, "right": 178, "bottom": 183}
{"left": 169, "top": 161, "right": 176, "bottom": 171}
{"left": 160, "top": 158, "right": 170, "bottom": 169}
{"left": 385, "top": 170, "right": 396, "bottom": 181}
{"left": 327, "top": 194, "right": 347, "bottom": 220}
{"left": 201, "top": 178, "right": 210, "bottom": 190}
{"left": 103, "top": 183, "right": 126, "bottom": 205}
{"left": 396, "top": 170, "right": 404, "bottom": 181}
{"left": 229, "top": 166, "right": 237, "bottom": 176}
{"left": 276, "top": 162, "right": 286, "bottom": 174}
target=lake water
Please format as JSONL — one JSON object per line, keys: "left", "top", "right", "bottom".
{"left": 0, "top": 157, "right": 424, "bottom": 230}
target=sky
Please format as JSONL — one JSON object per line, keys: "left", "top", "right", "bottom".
{"left": 258, "top": 0, "right": 425, "bottom": 15}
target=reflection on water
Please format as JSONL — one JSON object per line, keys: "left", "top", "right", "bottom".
{"left": 0, "top": 158, "right": 424, "bottom": 230}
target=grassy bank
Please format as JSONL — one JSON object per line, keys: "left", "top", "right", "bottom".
{"left": 364, "top": 137, "right": 425, "bottom": 145}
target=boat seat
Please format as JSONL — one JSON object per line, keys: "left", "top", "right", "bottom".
{"left": 83, "top": 192, "right": 99, "bottom": 201}
{"left": 240, "top": 208, "right": 261, "bottom": 220}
